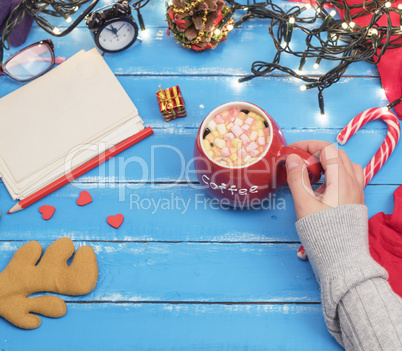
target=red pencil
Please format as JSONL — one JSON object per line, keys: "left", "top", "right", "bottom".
{"left": 8, "top": 126, "right": 153, "bottom": 214}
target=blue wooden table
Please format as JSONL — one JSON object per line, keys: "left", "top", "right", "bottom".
{"left": 0, "top": 1, "right": 399, "bottom": 349}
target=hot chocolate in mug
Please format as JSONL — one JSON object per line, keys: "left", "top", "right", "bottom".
{"left": 193, "top": 101, "right": 323, "bottom": 207}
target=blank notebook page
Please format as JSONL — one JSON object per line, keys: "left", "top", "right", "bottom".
{"left": 0, "top": 48, "right": 137, "bottom": 183}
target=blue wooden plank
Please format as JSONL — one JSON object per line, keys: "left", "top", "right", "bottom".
{"left": 115, "top": 76, "right": 388, "bottom": 131}
{"left": 0, "top": 127, "right": 396, "bottom": 185}
{"left": 0, "top": 74, "right": 388, "bottom": 130}
{"left": 0, "top": 303, "right": 342, "bottom": 351}
{"left": 1, "top": 25, "right": 378, "bottom": 77}
{"left": 0, "top": 241, "right": 320, "bottom": 302}
{"left": 0, "top": 183, "right": 396, "bottom": 242}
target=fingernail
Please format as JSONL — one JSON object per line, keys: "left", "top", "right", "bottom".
{"left": 286, "top": 154, "right": 300, "bottom": 170}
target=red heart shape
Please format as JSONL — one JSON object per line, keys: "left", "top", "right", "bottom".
{"left": 107, "top": 214, "right": 124, "bottom": 229}
{"left": 77, "top": 191, "right": 93, "bottom": 206}
{"left": 39, "top": 205, "right": 55, "bottom": 220}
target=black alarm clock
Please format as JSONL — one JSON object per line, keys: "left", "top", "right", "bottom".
{"left": 85, "top": 1, "right": 139, "bottom": 53}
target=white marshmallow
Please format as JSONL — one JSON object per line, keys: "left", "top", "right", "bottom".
{"left": 207, "top": 120, "right": 217, "bottom": 131}
{"left": 214, "top": 138, "right": 226, "bottom": 149}
{"left": 216, "top": 123, "right": 227, "bottom": 135}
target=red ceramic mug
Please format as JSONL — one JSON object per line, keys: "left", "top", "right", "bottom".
{"left": 194, "top": 101, "right": 323, "bottom": 207}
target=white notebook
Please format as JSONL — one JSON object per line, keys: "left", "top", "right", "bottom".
{"left": 0, "top": 48, "right": 144, "bottom": 200}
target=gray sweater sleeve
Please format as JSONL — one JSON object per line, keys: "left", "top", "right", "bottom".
{"left": 295, "top": 204, "right": 402, "bottom": 350}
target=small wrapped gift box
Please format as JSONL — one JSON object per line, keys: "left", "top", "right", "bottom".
{"left": 156, "top": 85, "right": 186, "bottom": 121}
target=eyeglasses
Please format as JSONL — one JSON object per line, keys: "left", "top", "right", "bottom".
{"left": 0, "top": 40, "right": 66, "bottom": 82}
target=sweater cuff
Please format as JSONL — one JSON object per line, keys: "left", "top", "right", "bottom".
{"left": 295, "top": 204, "right": 388, "bottom": 283}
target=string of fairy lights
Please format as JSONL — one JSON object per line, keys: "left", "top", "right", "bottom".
{"left": 0, "top": 0, "right": 149, "bottom": 64}
{"left": 226, "top": 0, "right": 402, "bottom": 115}
{"left": 0, "top": 0, "right": 99, "bottom": 63}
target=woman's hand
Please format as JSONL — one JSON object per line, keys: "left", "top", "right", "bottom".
{"left": 285, "top": 140, "right": 365, "bottom": 220}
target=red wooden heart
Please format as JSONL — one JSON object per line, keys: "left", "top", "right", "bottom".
{"left": 39, "top": 205, "right": 55, "bottom": 220}
{"left": 77, "top": 191, "right": 93, "bottom": 206}
{"left": 107, "top": 214, "right": 124, "bottom": 229}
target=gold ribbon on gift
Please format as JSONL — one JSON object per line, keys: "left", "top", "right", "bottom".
{"left": 158, "top": 85, "right": 183, "bottom": 117}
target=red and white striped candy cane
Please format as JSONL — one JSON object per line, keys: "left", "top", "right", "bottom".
{"left": 297, "top": 107, "right": 400, "bottom": 261}
{"left": 337, "top": 107, "right": 400, "bottom": 186}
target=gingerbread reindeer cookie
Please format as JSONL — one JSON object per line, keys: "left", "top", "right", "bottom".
{"left": 0, "top": 237, "right": 98, "bottom": 329}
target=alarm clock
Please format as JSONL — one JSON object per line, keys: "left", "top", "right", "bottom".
{"left": 85, "top": 1, "right": 139, "bottom": 53}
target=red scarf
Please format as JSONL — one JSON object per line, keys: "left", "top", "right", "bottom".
{"left": 369, "top": 186, "right": 402, "bottom": 296}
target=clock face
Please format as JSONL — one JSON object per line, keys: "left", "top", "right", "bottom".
{"left": 96, "top": 18, "right": 138, "bottom": 53}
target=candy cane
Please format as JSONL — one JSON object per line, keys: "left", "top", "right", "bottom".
{"left": 297, "top": 246, "right": 307, "bottom": 260}
{"left": 297, "top": 107, "right": 400, "bottom": 261}
{"left": 337, "top": 107, "right": 400, "bottom": 186}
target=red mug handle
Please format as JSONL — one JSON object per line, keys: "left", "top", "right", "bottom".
{"left": 278, "top": 146, "right": 323, "bottom": 184}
